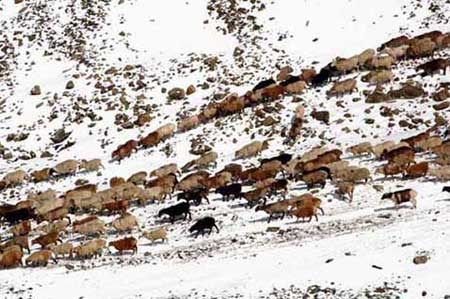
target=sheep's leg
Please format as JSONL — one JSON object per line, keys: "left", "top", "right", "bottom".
{"left": 267, "top": 214, "right": 272, "bottom": 223}
{"left": 308, "top": 216, "right": 312, "bottom": 223}
{"left": 214, "top": 224, "right": 220, "bottom": 233}
{"left": 319, "top": 207, "right": 325, "bottom": 215}
{"left": 314, "top": 214, "right": 319, "bottom": 222}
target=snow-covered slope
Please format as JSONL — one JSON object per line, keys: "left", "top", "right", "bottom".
{"left": 0, "top": 0, "right": 450, "bottom": 298}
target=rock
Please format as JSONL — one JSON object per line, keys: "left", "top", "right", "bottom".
{"left": 311, "top": 110, "right": 330, "bottom": 124}
{"left": 186, "top": 85, "right": 196, "bottom": 96}
{"left": 373, "top": 185, "right": 384, "bottom": 192}
{"left": 75, "top": 179, "right": 89, "bottom": 186}
{"left": 30, "top": 85, "right": 41, "bottom": 96}
{"left": 432, "top": 88, "right": 449, "bottom": 102}
{"left": 51, "top": 128, "right": 71, "bottom": 144}
{"left": 136, "top": 113, "right": 152, "bottom": 126}
{"left": 266, "top": 227, "right": 280, "bottom": 232}
{"left": 65, "top": 81, "right": 75, "bottom": 90}
{"left": 168, "top": 88, "right": 185, "bottom": 100}
{"left": 262, "top": 116, "right": 277, "bottom": 126}
{"left": 433, "top": 101, "right": 449, "bottom": 111}
{"left": 413, "top": 255, "right": 429, "bottom": 265}
{"left": 40, "top": 151, "right": 53, "bottom": 158}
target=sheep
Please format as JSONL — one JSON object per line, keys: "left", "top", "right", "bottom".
{"left": 31, "top": 168, "right": 53, "bottom": 183}
{"left": 31, "top": 230, "right": 62, "bottom": 248}
{"left": 194, "top": 151, "right": 218, "bottom": 169}
{"left": 429, "top": 167, "right": 450, "bottom": 181}
{"left": 110, "top": 176, "right": 126, "bottom": 188}
{"left": 70, "top": 184, "right": 97, "bottom": 194}
{"left": 1, "top": 208, "right": 34, "bottom": 225}
{"left": 379, "top": 35, "right": 410, "bottom": 50}
{"left": 336, "top": 182, "right": 355, "bottom": 202}
{"left": 205, "top": 172, "right": 232, "bottom": 189}
{"left": 339, "top": 167, "right": 371, "bottom": 183}
{"left": 1, "top": 245, "right": 22, "bottom": 254}
{"left": 217, "top": 164, "right": 242, "bottom": 182}
{"left": 284, "top": 80, "right": 306, "bottom": 95}
{"left": 102, "top": 199, "right": 129, "bottom": 214}
{"left": 147, "top": 174, "right": 178, "bottom": 191}
{"left": 79, "top": 159, "right": 103, "bottom": 172}
{"left": 254, "top": 178, "right": 276, "bottom": 189}
{"left": 34, "top": 197, "right": 65, "bottom": 216}
{"left": 73, "top": 218, "right": 106, "bottom": 235}
{"left": 416, "top": 58, "right": 449, "bottom": 76}
{"left": 48, "top": 242, "right": 73, "bottom": 259}
{"left": 381, "top": 45, "right": 409, "bottom": 60}
{"left": 404, "top": 162, "right": 428, "bottom": 179}
{"left": 367, "top": 55, "right": 395, "bottom": 69}
{"left": 65, "top": 189, "right": 94, "bottom": 205}
{"left": 407, "top": 38, "right": 436, "bottom": 58}
{"left": 177, "top": 115, "right": 200, "bottom": 132}
{"left": 381, "top": 189, "right": 417, "bottom": 208}
{"left": 235, "top": 141, "right": 269, "bottom": 160}
{"left": 327, "top": 78, "right": 357, "bottom": 97}
{"left": 300, "top": 170, "right": 328, "bottom": 189}
{"left": 327, "top": 161, "right": 350, "bottom": 176}
{"left": 109, "top": 237, "right": 138, "bottom": 255}
{"left": 215, "top": 183, "right": 242, "bottom": 201}
{"left": 177, "top": 188, "right": 210, "bottom": 206}
{"left": 176, "top": 173, "right": 207, "bottom": 192}
{"left": 139, "top": 132, "right": 160, "bottom": 148}
{"left": 240, "top": 188, "right": 269, "bottom": 207}
{"left": 246, "top": 167, "right": 279, "bottom": 183}
{"left": 189, "top": 217, "right": 219, "bottom": 237}
{"left": 362, "top": 70, "right": 393, "bottom": 85}
{"left": 38, "top": 207, "right": 71, "bottom": 224}
{"left": 375, "top": 163, "right": 404, "bottom": 178}
{"left": 127, "top": 171, "right": 147, "bottom": 185}
{"left": 158, "top": 201, "right": 191, "bottom": 223}
{"left": 26, "top": 250, "right": 56, "bottom": 267}
{"left": 150, "top": 163, "right": 179, "bottom": 178}
{"left": 298, "top": 68, "right": 317, "bottom": 83}
{"left": 75, "top": 239, "right": 106, "bottom": 260}
{"left": 36, "top": 220, "right": 69, "bottom": 235}
{"left": 4, "top": 236, "right": 30, "bottom": 254}
{"left": 333, "top": 56, "right": 359, "bottom": 74}
{"left": 415, "top": 136, "right": 442, "bottom": 152}
{"left": 155, "top": 123, "right": 175, "bottom": 141}
{"left": 142, "top": 227, "right": 167, "bottom": 243}
{"left": 261, "top": 153, "right": 292, "bottom": 166}
{"left": 289, "top": 195, "right": 324, "bottom": 215}
{"left": 73, "top": 216, "right": 98, "bottom": 226}
{"left": 357, "top": 48, "right": 376, "bottom": 66}
{"left": 112, "top": 140, "right": 138, "bottom": 161}
{"left": 289, "top": 206, "right": 319, "bottom": 222}
{"left": 218, "top": 95, "right": 246, "bottom": 115}
{"left": 0, "top": 250, "right": 23, "bottom": 269}
{"left": 370, "top": 141, "right": 395, "bottom": 158}
{"left": 113, "top": 182, "right": 142, "bottom": 201}
{"left": 111, "top": 212, "right": 139, "bottom": 233}
{"left": 255, "top": 200, "right": 291, "bottom": 222}
{"left": 71, "top": 195, "right": 102, "bottom": 212}
{"left": 52, "top": 159, "right": 78, "bottom": 176}
{"left": 138, "top": 186, "right": 171, "bottom": 204}
{"left": 346, "top": 142, "right": 372, "bottom": 157}
{"left": 3, "top": 170, "right": 28, "bottom": 187}
{"left": 9, "top": 220, "right": 31, "bottom": 237}
{"left": 431, "top": 143, "right": 450, "bottom": 157}
{"left": 381, "top": 147, "right": 415, "bottom": 166}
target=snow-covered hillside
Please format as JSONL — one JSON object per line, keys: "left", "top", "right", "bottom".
{"left": 0, "top": 0, "right": 450, "bottom": 298}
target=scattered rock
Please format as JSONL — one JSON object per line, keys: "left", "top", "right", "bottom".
{"left": 30, "top": 85, "right": 41, "bottom": 96}
{"left": 186, "top": 85, "right": 196, "bottom": 96}
{"left": 413, "top": 255, "right": 429, "bottom": 265}
{"left": 168, "top": 88, "right": 185, "bottom": 100}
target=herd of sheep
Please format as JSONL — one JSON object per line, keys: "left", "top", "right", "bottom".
{"left": 0, "top": 29, "right": 450, "bottom": 270}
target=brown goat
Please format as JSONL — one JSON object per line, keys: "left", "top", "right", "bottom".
{"left": 108, "top": 237, "right": 138, "bottom": 255}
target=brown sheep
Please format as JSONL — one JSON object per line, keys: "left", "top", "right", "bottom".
{"left": 205, "top": 172, "right": 232, "bottom": 189}
{"left": 3, "top": 236, "right": 30, "bottom": 254}
{"left": 142, "top": 227, "right": 167, "bottom": 243}
{"left": 9, "top": 220, "right": 31, "bottom": 237}
{"left": 404, "top": 162, "right": 428, "bottom": 179}
{"left": 31, "top": 168, "right": 53, "bottom": 183}
{"left": 235, "top": 141, "right": 269, "bottom": 160}
{"left": 155, "top": 123, "right": 175, "bottom": 141}
{"left": 3, "top": 170, "right": 28, "bottom": 187}
{"left": 70, "top": 184, "right": 98, "bottom": 194}
{"left": 375, "top": 163, "right": 405, "bottom": 178}
{"left": 333, "top": 56, "right": 359, "bottom": 74}
{"left": 382, "top": 189, "right": 417, "bottom": 208}
{"left": 370, "top": 141, "right": 396, "bottom": 159}
{"left": 241, "top": 188, "right": 269, "bottom": 207}
{"left": 102, "top": 199, "right": 129, "bottom": 214}
{"left": 379, "top": 35, "right": 410, "bottom": 50}
{"left": 417, "top": 58, "right": 449, "bottom": 76}
{"left": 289, "top": 206, "right": 319, "bottom": 222}
{"left": 362, "top": 70, "right": 393, "bottom": 85}
{"left": 139, "top": 131, "right": 160, "bottom": 148}
{"left": 48, "top": 242, "right": 73, "bottom": 259}
{"left": 415, "top": 136, "right": 442, "bottom": 152}
{"left": 109, "top": 237, "right": 138, "bottom": 255}
{"left": 407, "top": 38, "right": 436, "bottom": 58}
{"left": 75, "top": 239, "right": 106, "bottom": 260}
{"left": 382, "top": 147, "right": 415, "bottom": 166}
{"left": 38, "top": 207, "right": 71, "bottom": 224}
{"left": 0, "top": 250, "right": 23, "bottom": 269}
{"left": 299, "top": 69, "right": 317, "bottom": 83}
{"left": 218, "top": 163, "right": 242, "bottom": 181}
{"left": 367, "top": 55, "right": 395, "bottom": 69}
{"left": 127, "top": 171, "right": 147, "bottom": 185}
{"left": 300, "top": 170, "right": 328, "bottom": 189}
{"left": 177, "top": 115, "right": 200, "bottom": 132}
{"left": 255, "top": 200, "right": 291, "bottom": 222}
{"left": 112, "top": 140, "right": 138, "bottom": 161}
{"left": 111, "top": 213, "right": 139, "bottom": 232}
{"left": 52, "top": 159, "right": 78, "bottom": 176}
{"left": 73, "top": 218, "right": 106, "bottom": 235}
{"left": 381, "top": 45, "right": 410, "bottom": 60}
{"left": 429, "top": 167, "right": 450, "bottom": 180}
{"left": 336, "top": 182, "right": 355, "bottom": 202}
{"left": 146, "top": 174, "right": 178, "bottom": 191}
{"left": 327, "top": 78, "right": 357, "bottom": 97}
{"left": 284, "top": 80, "right": 306, "bottom": 95}
{"left": 36, "top": 220, "right": 69, "bottom": 235}
{"left": 31, "top": 230, "right": 62, "bottom": 248}
{"left": 357, "top": 48, "right": 376, "bottom": 66}
{"left": 110, "top": 177, "right": 126, "bottom": 188}
{"left": 79, "top": 159, "right": 103, "bottom": 172}
{"left": 150, "top": 163, "right": 179, "bottom": 178}
{"left": 26, "top": 250, "right": 56, "bottom": 267}
{"left": 346, "top": 142, "right": 372, "bottom": 156}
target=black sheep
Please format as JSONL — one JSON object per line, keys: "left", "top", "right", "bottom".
{"left": 215, "top": 183, "right": 242, "bottom": 201}
{"left": 2, "top": 208, "right": 35, "bottom": 224}
{"left": 157, "top": 201, "right": 191, "bottom": 224}
{"left": 177, "top": 188, "right": 210, "bottom": 205}
{"left": 189, "top": 217, "right": 219, "bottom": 237}
{"left": 252, "top": 78, "right": 276, "bottom": 92}
{"left": 311, "top": 63, "right": 338, "bottom": 87}
{"left": 279, "top": 75, "right": 301, "bottom": 87}
{"left": 261, "top": 153, "right": 292, "bottom": 165}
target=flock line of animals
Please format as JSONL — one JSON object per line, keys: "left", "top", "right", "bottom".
{"left": 1, "top": 30, "right": 450, "bottom": 269}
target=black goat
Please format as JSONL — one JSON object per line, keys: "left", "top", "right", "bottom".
{"left": 177, "top": 188, "right": 210, "bottom": 205}
{"left": 189, "top": 217, "right": 219, "bottom": 237}
{"left": 215, "top": 183, "right": 242, "bottom": 201}
{"left": 157, "top": 201, "right": 191, "bottom": 224}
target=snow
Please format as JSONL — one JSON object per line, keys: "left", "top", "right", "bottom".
{"left": 0, "top": 0, "right": 450, "bottom": 298}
